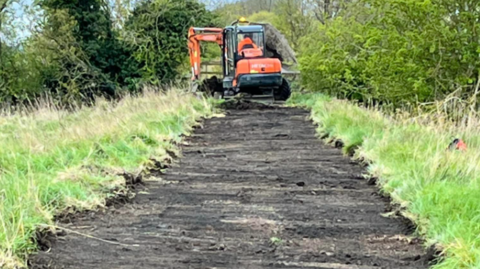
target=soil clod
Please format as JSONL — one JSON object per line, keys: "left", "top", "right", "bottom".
{"left": 219, "top": 99, "right": 274, "bottom": 110}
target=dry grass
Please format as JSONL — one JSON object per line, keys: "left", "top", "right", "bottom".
{"left": 0, "top": 88, "right": 214, "bottom": 268}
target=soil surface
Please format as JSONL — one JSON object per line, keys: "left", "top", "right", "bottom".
{"left": 31, "top": 106, "right": 431, "bottom": 269}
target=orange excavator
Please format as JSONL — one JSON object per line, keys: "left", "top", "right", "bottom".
{"left": 188, "top": 18, "right": 291, "bottom": 102}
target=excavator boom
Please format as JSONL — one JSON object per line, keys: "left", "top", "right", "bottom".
{"left": 188, "top": 27, "right": 223, "bottom": 81}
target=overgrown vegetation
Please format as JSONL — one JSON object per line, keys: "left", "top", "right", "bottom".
{"left": 0, "top": 89, "right": 214, "bottom": 267}
{"left": 219, "top": 0, "right": 480, "bottom": 108}
{"left": 0, "top": 0, "right": 217, "bottom": 105}
{"left": 213, "top": 0, "right": 319, "bottom": 50}
{"left": 274, "top": 0, "right": 480, "bottom": 268}
{"left": 125, "top": 0, "right": 218, "bottom": 83}
{"left": 0, "top": 1, "right": 223, "bottom": 265}
{"left": 299, "top": 0, "right": 480, "bottom": 107}
{"left": 288, "top": 93, "right": 480, "bottom": 268}
{"left": 3, "top": 0, "right": 480, "bottom": 268}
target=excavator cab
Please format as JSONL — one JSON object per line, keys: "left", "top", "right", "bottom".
{"left": 222, "top": 24, "right": 283, "bottom": 99}
{"left": 188, "top": 17, "right": 292, "bottom": 102}
{"left": 237, "top": 32, "right": 263, "bottom": 57}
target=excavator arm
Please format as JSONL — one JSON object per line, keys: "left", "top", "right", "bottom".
{"left": 188, "top": 27, "right": 223, "bottom": 81}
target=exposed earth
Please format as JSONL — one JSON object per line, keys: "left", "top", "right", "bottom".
{"left": 31, "top": 104, "right": 432, "bottom": 269}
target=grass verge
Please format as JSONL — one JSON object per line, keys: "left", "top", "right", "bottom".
{"left": 288, "top": 93, "right": 480, "bottom": 269}
{"left": 0, "top": 89, "right": 215, "bottom": 268}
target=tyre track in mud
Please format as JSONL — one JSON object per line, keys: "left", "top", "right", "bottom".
{"left": 31, "top": 106, "right": 431, "bottom": 269}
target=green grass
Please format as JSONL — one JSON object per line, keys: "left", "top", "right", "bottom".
{"left": 0, "top": 89, "right": 215, "bottom": 268}
{"left": 288, "top": 92, "right": 480, "bottom": 269}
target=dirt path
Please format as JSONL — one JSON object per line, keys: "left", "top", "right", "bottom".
{"left": 31, "top": 106, "right": 431, "bottom": 269}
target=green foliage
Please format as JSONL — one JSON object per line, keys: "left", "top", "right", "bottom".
{"left": 244, "top": 1, "right": 318, "bottom": 50}
{"left": 299, "top": 0, "right": 480, "bottom": 107}
{"left": 125, "top": 0, "right": 218, "bottom": 83}
{"left": 0, "top": 0, "right": 218, "bottom": 105}
{"left": 248, "top": 11, "right": 279, "bottom": 26}
{"left": 213, "top": 0, "right": 277, "bottom": 26}
{"left": 0, "top": 45, "right": 46, "bottom": 104}
{"left": 0, "top": 0, "right": 43, "bottom": 104}
{"left": 272, "top": 0, "right": 317, "bottom": 49}
{"left": 39, "top": 0, "right": 141, "bottom": 102}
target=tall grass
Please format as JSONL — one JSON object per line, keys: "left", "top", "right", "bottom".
{"left": 0, "top": 89, "right": 214, "bottom": 268}
{"left": 288, "top": 93, "right": 480, "bottom": 269}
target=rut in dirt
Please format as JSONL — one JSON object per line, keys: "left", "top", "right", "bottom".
{"left": 31, "top": 105, "right": 432, "bottom": 269}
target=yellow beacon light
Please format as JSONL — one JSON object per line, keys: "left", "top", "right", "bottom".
{"left": 239, "top": 17, "right": 248, "bottom": 23}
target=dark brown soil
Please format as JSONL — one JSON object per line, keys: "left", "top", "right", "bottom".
{"left": 30, "top": 106, "right": 433, "bottom": 269}
{"left": 219, "top": 99, "right": 274, "bottom": 110}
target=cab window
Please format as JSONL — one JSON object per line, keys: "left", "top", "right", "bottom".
{"left": 237, "top": 32, "right": 264, "bottom": 54}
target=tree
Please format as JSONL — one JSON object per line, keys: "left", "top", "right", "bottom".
{"left": 125, "top": 0, "right": 218, "bottom": 83}
{"left": 248, "top": 11, "right": 280, "bottom": 26}
{"left": 0, "top": 0, "right": 48, "bottom": 104}
{"left": 299, "top": 0, "right": 480, "bottom": 107}
{"left": 273, "top": 0, "right": 316, "bottom": 49}
{"left": 0, "top": 0, "right": 16, "bottom": 92}
{"left": 38, "top": 0, "right": 140, "bottom": 103}
{"left": 307, "top": 0, "right": 353, "bottom": 24}
{"left": 211, "top": 0, "right": 279, "bottom": 26}
{"left": 110, "top": 0, "right": 137, "bottom": 30}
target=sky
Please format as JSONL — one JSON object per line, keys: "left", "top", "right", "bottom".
{"left": 5, "top": 0, "right": 37, "bottom": 43}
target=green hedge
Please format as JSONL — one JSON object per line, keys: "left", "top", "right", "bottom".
{"left": 299, "top": 0, "right": 480, "bottom": 107}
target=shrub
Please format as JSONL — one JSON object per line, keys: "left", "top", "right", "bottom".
{"left": 125, "top": 0, "right": 218, "bottom": 84}
{"left": 299, "top": 0, "right": 480, "bottom": 107}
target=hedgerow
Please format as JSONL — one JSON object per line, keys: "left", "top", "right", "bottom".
{"left": 299, "top": 0, "right": 480, "bottom": 107}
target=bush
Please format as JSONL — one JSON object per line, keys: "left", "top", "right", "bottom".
{"left": 299, "top": 0, "right": 480, "bottom": 107}
{"left": 125, "top": 0, "right": 218, "bottom": 84}
{"left": 0, "top": 0, "right": 218, "bottom": 106}
{"left": 39, "top": 0, "right": 141, "bottom": 103}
